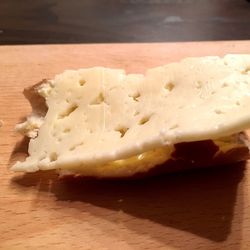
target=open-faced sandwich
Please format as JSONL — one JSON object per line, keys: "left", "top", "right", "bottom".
{"left": 11, "top": 55, "right": 250, "bottom": 178}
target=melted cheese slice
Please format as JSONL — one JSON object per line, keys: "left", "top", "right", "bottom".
{"left": 12, "top": 54, "right": 250, "bottom": 176}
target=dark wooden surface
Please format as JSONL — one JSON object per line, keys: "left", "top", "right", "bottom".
{"left": 0, "top": 0, "right": 249, "bottom": 45}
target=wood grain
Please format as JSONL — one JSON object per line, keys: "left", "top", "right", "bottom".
{"left": 1, "top": 41, "right": 250, "bottom": 250}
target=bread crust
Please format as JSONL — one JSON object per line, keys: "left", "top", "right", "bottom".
{"left": 59, "top": 135, "right": 249, "bottom": 179}
{"left": 23, "top": 80, "right": 48, "bottom": 117}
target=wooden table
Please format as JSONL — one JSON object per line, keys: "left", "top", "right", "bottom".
{"left": 1, "top": 41, "right": 250, "bottom": 249}
{"left": 0, "top": 0, "right": 250, "bottom": 44}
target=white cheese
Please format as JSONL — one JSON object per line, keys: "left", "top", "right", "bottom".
{"left": 15, "top": 115, "right": 44, "bottom": 138}
{"left": 12, "top": 55, "right": 250, "bottom": 176}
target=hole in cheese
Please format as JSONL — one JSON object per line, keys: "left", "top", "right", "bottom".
{"left": 79, "top": 79, "right": 86, "bottom": 86}
{"left": 115, "top": 126, "right": 129, "bottom": 138}
{"left": 164, "top": 82, "right": 175, "bottom": 91}
{"left": 58, "top": 104, "right": 78, "bottom": 119}
{"left": 195, "top": 81, "right": 202, "bottom": 89}
{"left": 243, "top": 67, "right": 250, "bottom": 74}
{"left": 129, "top": 92, "right": 140, "bottom": 102}
{"left": 134, "top": 110, "right": 140, "bottom": 116}
{"left": 214, "top": 109, "right": 224, "bottom": 114}
{"left": 90, "top": 93, "right": 105, "bottom": 105}
{"left": 63, "top": 128, "right": 71, "bottom": 133}
{"left": 139, "top": 115, "right": 151, "bottom": 125}
{"left": 70, "top": 142, "right": 84, "bottom": 151}
{"left": 169, "top": 124, "right": 178, "bottom": 130}
{"left": 50, "top": 152, "right": 58, "bottom": 162}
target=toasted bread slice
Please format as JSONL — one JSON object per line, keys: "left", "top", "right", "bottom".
{"left": 12, "top": 55, "right": 250, "bottom": 177}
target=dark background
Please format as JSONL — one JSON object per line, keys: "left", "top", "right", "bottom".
{"left": 0, "top": 0, "right": 250, "bottom": 45}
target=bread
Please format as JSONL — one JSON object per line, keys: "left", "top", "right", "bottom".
{"left": 12, "top": 55, "right": 250, "bottom": 178}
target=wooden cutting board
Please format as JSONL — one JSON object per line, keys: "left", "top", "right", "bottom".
{"left": 1, "top": 41, "right": 250, "bottom": 250}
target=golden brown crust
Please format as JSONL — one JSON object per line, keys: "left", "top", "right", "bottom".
{"left": 23, "top": 80, "right": 48, "bottom": 117}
